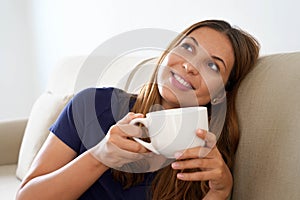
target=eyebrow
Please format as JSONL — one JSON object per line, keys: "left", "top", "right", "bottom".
{"left": 186, "top": 36, "right": 199, "bottom": 46}
{"left": 212, "top": 56, "right": 227, "bottom": 71}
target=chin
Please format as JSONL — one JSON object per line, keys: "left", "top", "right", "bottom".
{"left": 159, "top": 87, "right": 199, "bottom": 108}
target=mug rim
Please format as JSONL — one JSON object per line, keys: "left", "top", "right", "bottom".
{"left": 147, "top": 106, "right": 207, "bottom": 116}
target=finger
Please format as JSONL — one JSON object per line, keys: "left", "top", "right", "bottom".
{"left": 175, "top": 145, "right": 219, "bottom": 160}
{"left": 196, "top": 129, "right": 217, "bottom": 148}
{"left": 118, "top": 112, "right": 144, "bottom": 125}
{"left": 174, "top": 130, "right": 217, "bottom": 159}
{"left": 109, "top": 125, "right": 148, "bottom": 153}
{"left": 171, "top": 158, "right": 220, "bottom": 170}
{"left": 176, "top": 170, "right": 217, "bottom": 181}
{"left": 117, "top": 123, "right": 146, "bottom": 138}
{"left": 110, "top": 134, "right": 149, "bottom": 153}
{"left": 174, "top": 146, "right": 212, "bottom": 160}
{"left": 196, "top": 128, "right": 207, "bottom": 140}
{"left": 104, "top": 142, "right": 145, "bottom": 166}
{"left": 110, "top": 120, "right": 146, "bottom": 138}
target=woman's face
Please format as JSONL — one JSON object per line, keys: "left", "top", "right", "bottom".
{"left": 157, "top": 27, "right": 235, "bottom": 109}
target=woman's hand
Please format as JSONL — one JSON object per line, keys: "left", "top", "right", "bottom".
{"left": 171, "top": 129, "right": 233, "bottom": 199}
{"left": 89, "top": 112, "right": 149, "bottom": 169}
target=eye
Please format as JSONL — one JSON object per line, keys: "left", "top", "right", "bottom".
{"left": 180, "top": 43, "right": 194, "bottom": 53}
{"left": 207, "top": 61, "right": 220, "bottom": 72}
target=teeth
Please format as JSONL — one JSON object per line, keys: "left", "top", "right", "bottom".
{"left": 173, "top": 73, "right": 192, "bottom": 88}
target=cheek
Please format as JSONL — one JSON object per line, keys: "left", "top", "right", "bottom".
{"left": 163, "top": 52, "right": 182, "bottom": 67}
{"left": 198, "top": 70, "right": 226, "bottom": 98}
{"left": 157, "top": 66, "right": 179, "bottom": 105}
{"left": 194, "top": 76, "right": 225, "bottom": 105}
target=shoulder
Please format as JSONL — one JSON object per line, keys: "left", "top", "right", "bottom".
{"left": 71, "top": 87, "right": 128, "bottom": 110}
{"left": 71, "top": 87, "right": 129, "bottom": 108}
{"left": 71, "top": 87, "right": 135, "bottom": 123}
{"left": 73, "top": 87, "right": 131, "bottom": 102}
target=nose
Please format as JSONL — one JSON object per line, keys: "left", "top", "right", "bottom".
{"left": 182, "top": 62, "right": 199, "bottom": 75}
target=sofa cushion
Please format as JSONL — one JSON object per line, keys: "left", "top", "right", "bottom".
{"left": 0, "top": 164, "right": 20, "bottom": 199}
{"left": 46, "top": 56, "right": 85, "bottom": 95}
{"left": 0, "top": 119, "right": 27, "bottom": 165}
{"left": 16, "top": 92, "right": 73, "bottom": 180}
{"left": 232, "top": 52, "right": 300, "bottom": 199}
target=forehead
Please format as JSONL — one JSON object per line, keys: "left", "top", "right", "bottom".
{"left": 188, "top": 27, "right": 235, "bottom": 71}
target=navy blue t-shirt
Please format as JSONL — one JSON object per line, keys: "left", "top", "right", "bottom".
{"left": 50, "top": 87, "right": 155, "bottom": 200}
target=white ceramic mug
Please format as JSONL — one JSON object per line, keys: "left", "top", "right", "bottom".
{"left": 130, "top": 107, "right": 208, "bottom": 158}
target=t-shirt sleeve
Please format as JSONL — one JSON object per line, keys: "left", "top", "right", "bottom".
{"left": 49, "top": 88, "right": 103, "bottom": 153}
{"left": 49, "top": 93, "right": 83, "bottom": 153}
{"left": 49, "top": 87, "right": 135, "bottom": 154}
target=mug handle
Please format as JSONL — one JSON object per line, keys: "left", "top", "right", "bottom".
{"left": 129, "top": 118, "right": 160, "bottom": 155}
{"left": 132, "top": 138, "right": 160, "bottom": 155}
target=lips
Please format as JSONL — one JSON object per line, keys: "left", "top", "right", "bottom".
{"left": 170, "top": 71, "right": 194, "bottom": 90}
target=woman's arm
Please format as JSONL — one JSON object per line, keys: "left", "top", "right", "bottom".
{"left": 16, "top": 112, "right": 149, "bottom": 200}
{"left": 16, "top": 133, "right": 109, "bottom": 200}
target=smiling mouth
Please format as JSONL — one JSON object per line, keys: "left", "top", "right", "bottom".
{"left": 171, "top": 71, "right": 194, "bottom": 90}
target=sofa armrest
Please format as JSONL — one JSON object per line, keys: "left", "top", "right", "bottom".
{"left": 0, "top": 119, "right": 27, "bottom": 165}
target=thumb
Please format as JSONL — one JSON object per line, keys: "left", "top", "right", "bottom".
{"left": 118, "top": 112, "right": 144, "bottom": 125}
{"left": 117, "top": 123, "right": 146, "bottom": 138}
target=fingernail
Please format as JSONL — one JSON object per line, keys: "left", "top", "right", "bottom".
{"left": 198, "top": 129, "right": 203, "bottom": 133}
{"left": 174, "top": 152, "right": 183, "bottom": 159}
{"left": 171, "top": 162, "right": 179, "bottom": 169}
{"left": 177, "top": 173, "right": 184, "bottom": 179}
{"left": 197, "top": 129, "right": 204, "bottom": 136}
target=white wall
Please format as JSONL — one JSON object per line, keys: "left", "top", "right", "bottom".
{"left": 1, "top": 0, "right": 300, "bottom": 120}
{"left": 0, "top": 0, "right": 38, "bottom": 120}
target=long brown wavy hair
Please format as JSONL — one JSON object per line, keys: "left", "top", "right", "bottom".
{"left": 112, "top": 19, "right": 260, "bottom": 199}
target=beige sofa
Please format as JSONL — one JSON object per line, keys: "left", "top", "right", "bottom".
{"left": 0, "top": 52, "right": 300, "bottom": 199}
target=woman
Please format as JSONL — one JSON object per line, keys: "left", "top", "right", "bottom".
{"left": 16, "top": 20, "right": 260, "bottom": 200}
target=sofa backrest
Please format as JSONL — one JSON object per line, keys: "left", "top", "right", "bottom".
{"left": 232, "top": 52, "right": 300, "bottom": 199}
{"left": 46, "top": 55, "right": 152, "bottom": 95}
